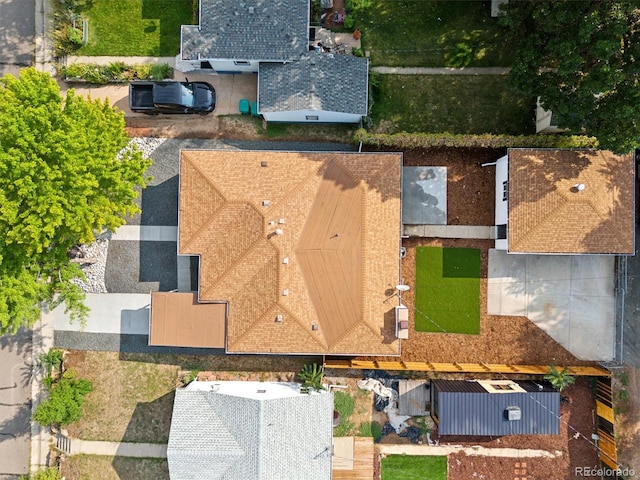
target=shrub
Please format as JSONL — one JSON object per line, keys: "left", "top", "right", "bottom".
{"left": 19, "top": 467, "right": 61, "bottom": 480}
{"left": 33, "top": 377, "right": 93, "bottom": 428}
{"left": 354, "top": 129, "right": 599, "bottom": 149}
{"left": 544, "top": 364, "right": 576, "bottom": 392}
{"left": 59, "top": 63, "right": 173, "bottom": 84}
{"left": 298, "top": 363, "right": 325, "bottom": 391}
{"left": 39, "top": 348, "right": 64, "bottom": 376}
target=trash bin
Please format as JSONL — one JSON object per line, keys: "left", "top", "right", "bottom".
{"left": 239, "top": 99, "right": 250, "bottom": 115}
{"left": 250, "top": 101, "right": 259, "bottom": 117}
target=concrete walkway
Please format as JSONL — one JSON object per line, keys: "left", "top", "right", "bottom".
{"left": 52, "top": 294, "right": 151, "bottom": 335}
{"left": 404, "top": 224, "right": 494, "bottom": 239}
{"left": 111, "top": 225, "right": 177, "bottom": 242}
{"left": 68, "top": 439, "right": 167, "bottom": 458}
{"left": 378, "top": 444, "right": 562, "bottom": 459}
{"left": 372, "top": 66, "right": 511, "bottom": 75}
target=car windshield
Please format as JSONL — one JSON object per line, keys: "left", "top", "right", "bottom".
{"left": 180, "top": 83, "right": 195, "bottom": 107}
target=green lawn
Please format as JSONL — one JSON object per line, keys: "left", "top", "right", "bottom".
{"left": 76, "top": 0, "right": 195, "bottom": 56}
{"left": 349, "top": 0, "right": 513, "bottom": 67}
{"left": 381, "top": 455, "right": 448, "bottom": 480}
{"left": 414, "top": 247, "right": 480, "bottom": 335}
{"left": 370, "top": 74, "right": 535, "bottom": 135}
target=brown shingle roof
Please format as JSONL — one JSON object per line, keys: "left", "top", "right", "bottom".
{"left": 508, "top": 149, "right": 635, "bottom": 254}
{"left": 179, "top": 151, "right": 403, "bottom": 355}
{"left": 149, "top": 292, "right": 226, "bottom": 348}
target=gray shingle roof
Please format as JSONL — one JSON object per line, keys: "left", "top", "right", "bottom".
{"left": 167, "top": 383, "right": 333, "bottom": 480}
{"left": 258, "top": 53, "right": 369, "bottom": 115}
{"left": 181, "top": 0, "right": 309, "bottom": 61}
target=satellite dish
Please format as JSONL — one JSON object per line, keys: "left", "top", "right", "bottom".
{"left": 396, "top": 284, "right": 410, "bottom": 292}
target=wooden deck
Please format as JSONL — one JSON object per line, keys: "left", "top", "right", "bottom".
{"left": 332, "top": 437, "right": 375, "bottom": 480}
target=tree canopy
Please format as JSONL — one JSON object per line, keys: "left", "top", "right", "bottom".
{"left": 0, "top": 68, "right": 151, "bottom": 334}
{"left": 499, "top": 0, "right": 640, "bottom": 153}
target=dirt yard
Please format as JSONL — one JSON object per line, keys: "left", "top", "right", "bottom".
{"left": 613, "top": 367, "right": 640, "bottom": 471}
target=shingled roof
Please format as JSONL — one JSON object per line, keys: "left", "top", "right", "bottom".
{"left": 258, "top": 54, "right": 369, "bottom": 115}
{"left": 508, "top": 149, "right": 635, "bottom": 254}
{"left": 181, "top": 0, "right": 309, "bottom": 61}
{"left": 168, "top": 381, "right": 333, "bottom": 480}
{"left": 178, "top": 150, "right": 402, "bottom": 355}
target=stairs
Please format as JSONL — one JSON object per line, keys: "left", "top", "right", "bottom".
{"left": 56, "top": 433, "right": 72, "bottom": 454}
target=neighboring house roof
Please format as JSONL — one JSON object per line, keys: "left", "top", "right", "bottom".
{"left": 258, "top": 53, "right": 369, "bottom": 115}
{"left": 432, "top": 379, "right": 560, "bottom": 436}
{"left": 168, "top": 381, "right": 333, "bottom": 480}
{"left": 508, "top": 149, "right": 635, "bottom": 254}
{"left": 178, "top": 150, "right": 402, "bottom": 355}
{"left": 181, "top": 0, "right": 309, "bottom": 61}
{"left": 149, "top": 292, "right": 226, "bottom": 348}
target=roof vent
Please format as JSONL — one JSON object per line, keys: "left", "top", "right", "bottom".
{"left": 504, "top": 406, "right": 521, "bottom": 421}
{"left": 275, "top": 314, "right": 283, "bottom": 323}
{"left": 312, "top": 324, "right": 319, "bottom": 331}
{"left": 248, "top": 6, "right": 255, "bottom": 13}
{"left": 261, "top": 161, "right": 268, "bottom": 167}
{"left": 257, "top": 389, "right": 266, "bottom": 393}
{"left": 282, "top": 257, "right": 289, "bottom": 264}
{"left": 282, "top": 289, "right": 289, "bottom": 296}
{"left": 278, "top": 218, "right": 285, "bottom": 224}
{"left": 263, "top": 200, "right": 270, "bottom": 207}
{"left": 275, "top": 228, "right": 283, "bottom": 235}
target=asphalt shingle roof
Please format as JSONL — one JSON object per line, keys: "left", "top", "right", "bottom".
{"left": 508, "top": 149, "right": 635, "bottom": 254}
{"left": 259, "top": 53, "right": 369, "bottom": 115}
{"left": 181, "top": 0, "right": 309, "bottom": 61}
{"left": 167, "top": 383, "right": 333, "bottom": 480}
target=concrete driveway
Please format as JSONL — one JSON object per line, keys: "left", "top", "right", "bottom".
{"left": 0, "top": 329, "right": 32, "bottom": 479}
{"left": 487, "top": 249, "right": 615, "bottom": 361}
{"left": 65, "top": 71, "right": 257, "bottom": 118}
{"left": 0, "top": 0, "right": 34, "bottom": 77}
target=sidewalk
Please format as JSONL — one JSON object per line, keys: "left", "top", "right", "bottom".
{"left": 404, "top": 224, "right": 495, "bottom": 239}
{"left": 378, "top": 444, "right": 562, "bottom": 459}
{"left": 29, "top": 311, "right": 56, "bottom": 472}
{"left": 68, "top": 439, "right": 167, "bottom": 458}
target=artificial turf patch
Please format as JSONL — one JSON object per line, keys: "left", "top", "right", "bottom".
{"left": 414, "top": 247, "right": 480, "bottom": 334}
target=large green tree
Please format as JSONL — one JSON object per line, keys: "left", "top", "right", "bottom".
{"left": 0, "top": 68, "right": 151, "bottom": 334}
{"left": 499, "top": 0, "right": 640, "bottom": 153}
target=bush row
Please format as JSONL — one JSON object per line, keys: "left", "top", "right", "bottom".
{"left": 353, "top": 129, "right": 599, "bottom": 149}
{"left": 59, "top": 62, "right": 173, "bottom": 85}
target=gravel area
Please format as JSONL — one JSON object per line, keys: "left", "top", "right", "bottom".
{"left": 70, "top": 231, "right": 111, "bottom": 294}
{"left": 105, "top": 241, "right": 177, "bottom": 293}
{"left": 54, "top": 331, "right": 225, "bottom": 355}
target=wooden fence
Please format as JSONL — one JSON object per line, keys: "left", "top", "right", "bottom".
{"left": 324, "top": 358, "right": 610, "bottom": 377}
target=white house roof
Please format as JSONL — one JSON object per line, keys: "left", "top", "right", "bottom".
{"left": 167, "top": 381, "right": 333, "bottom": 480}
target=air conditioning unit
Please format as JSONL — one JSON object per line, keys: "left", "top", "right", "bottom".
{"left": 504, "top": 406, "right": 521, "bottom": 421}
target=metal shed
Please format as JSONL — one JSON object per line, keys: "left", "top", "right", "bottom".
{"left": 430, "top": 379, "right": 560, "bottom": 436}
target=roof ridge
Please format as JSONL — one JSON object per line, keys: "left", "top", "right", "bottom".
{"left": 179, "top": 160, "right": 228, "bottom": 253}
{"left": 510, "top": 193, "right": 566, "bottom": 252}
{"left": 583, "top": 197, "right": 629, "bottom": 250}
{"left": 201, "top": 237, "right": 274, "bottom": 299}
{"left": 268, "top": 162, "right": 325, "bottom": 212}
{"left": 228, "top": 303, "right": 327, "bottom": 351}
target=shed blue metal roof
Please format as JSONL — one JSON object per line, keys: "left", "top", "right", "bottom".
{"left": 431, "top": 380, "right": 560, "bottom": 436}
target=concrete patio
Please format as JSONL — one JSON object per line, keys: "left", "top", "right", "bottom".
{"left": 487, "top": 249, "right": 615, "bottom": 361}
